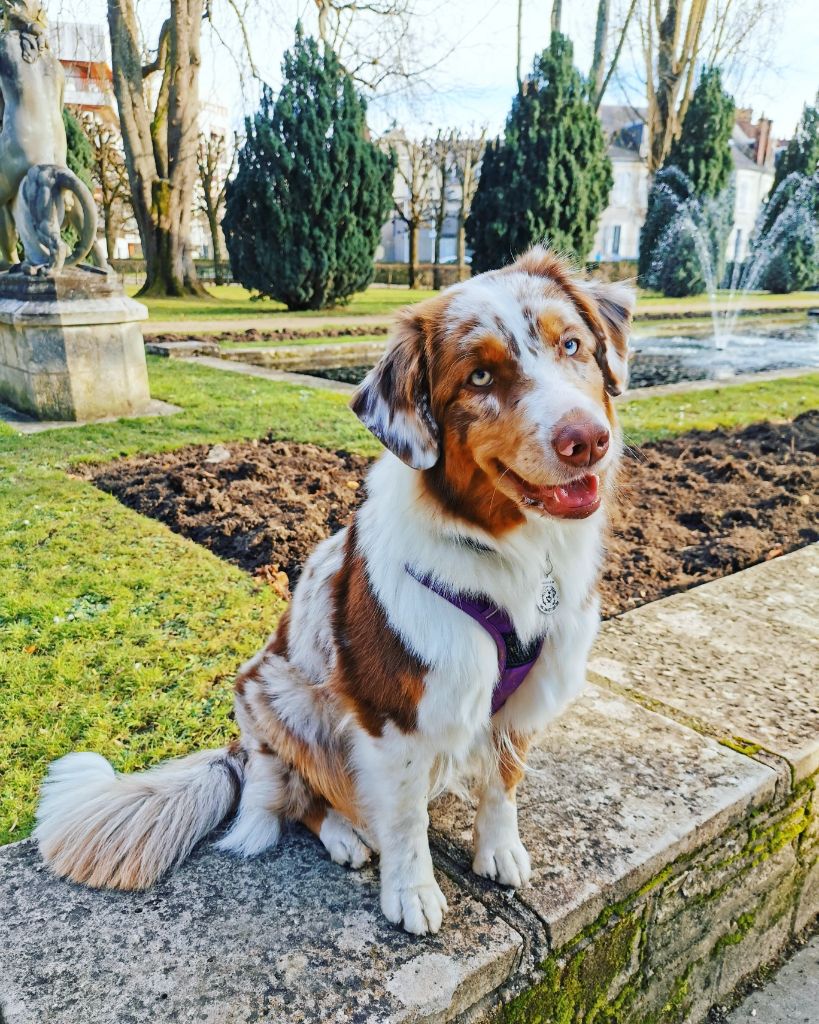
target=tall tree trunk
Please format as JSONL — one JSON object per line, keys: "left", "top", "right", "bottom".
{"left": 103, "top": 204, "right": 117, "bottom": 263}
{"left": 207, "top": 207, "right": 224, "bottom": 285}
{"left": 456, "top": 212, "right": 466, "bottom": 278}
{"left": 589, "top": 0, "right": 609, "bottom": 104}
{"left": 107, "top": 0, "right": 208, "bottom": 297}
{"left": 433, "top": 225, "right": 441, "bottom": 289}
{"left": 408, "top": 222, "right": 418, "bottom": 289}
{"left": 551, "top": 0, "right": 562, "bottom": 34}
{"left": 645, "top": 0, "right": 707, "bottom": 173}
{"left": 516, "top": 0, "right": 523, "bottom": 87}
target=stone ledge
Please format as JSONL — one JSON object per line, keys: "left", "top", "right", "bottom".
{"left": 190, "top": 354, "right": 357, "bottom": 394}
{"left": 0, "top": 269, "right": 148, "bottom": 328}
{"left": 0, "top": 398, "right": 181, "bottom": 435}
{"left": 589, "top": 545, "right": 819, "bottom": 782}
{"left": 145, "top": 339, "right": 221, "bottom": 358}
{"left": 1, "top": 551, "right": 816, "bottom": 1023}
{"left": 219, "top": 340, "right": 388, "bottom": 369}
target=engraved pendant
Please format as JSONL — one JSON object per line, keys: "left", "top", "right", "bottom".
{"left": 537, "top": 573, "right": 560, "bottom": 614}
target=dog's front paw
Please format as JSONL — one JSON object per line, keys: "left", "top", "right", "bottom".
{"left": 473, "top": 838, "right": 531, "bottom": 888}
{"left": 381, "top": 876, "right": 448, "bottom": 935}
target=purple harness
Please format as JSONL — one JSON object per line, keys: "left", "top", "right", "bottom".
{"left": 406, "top": 566, "right": 545, "bottom": 714}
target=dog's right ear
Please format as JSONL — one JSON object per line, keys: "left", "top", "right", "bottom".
{"left": 351, "top": 307, "right": 440, "bottom": 470}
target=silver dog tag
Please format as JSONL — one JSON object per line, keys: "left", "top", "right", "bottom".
{"left": 537, "top": 573, "right": 560, "bottom": 614}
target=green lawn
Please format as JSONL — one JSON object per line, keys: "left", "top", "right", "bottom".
{"left": 1, "top": 360, "right": 817, "bottom": 845}
{"left": 131, "top": 282, "right": 819, "bottom": 325}
{"left": 132, "top": 284, "right": 438, "bottom": 322}
{"left": 637, "top": 289, "right": 818, "bottom": 308}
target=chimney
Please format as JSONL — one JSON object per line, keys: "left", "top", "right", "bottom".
{"left": 756, "top": 116, "right": 773, "bottom": 167}
{"left": 735, "top": 107, "right": 753, "bottom": 132}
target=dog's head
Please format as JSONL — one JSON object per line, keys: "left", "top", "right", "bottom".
{"left": 351, "top": 247, "right": 635, "bottom": 532}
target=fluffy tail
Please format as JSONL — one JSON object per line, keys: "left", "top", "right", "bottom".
{"left": 34, "top": 745, "right": 246, "bottom": 890}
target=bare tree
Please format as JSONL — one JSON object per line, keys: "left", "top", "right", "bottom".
{"left": 107, "top": 0, "right": 206, "bottom": 296}
{"left": 639, "top": 0, "right": 708, "bottom": 174}
{"left": 311, "top": 0, "right": 456, "bottom": 94}
{"left": 429, "top": 131, "right": 451, "bottom": 288}
{"left": 635, "top": 0, "right": 778, "bottom": 173}
{"left": 551, "top": 0, "right": 562, "bottom": 33}
{"left": 516, "top": 0, "right": 524, "bottom": 88}
{"left": 196, "top": 130, "right": 236, "bottom": 286}
{"left": 588, "top": 0, "right": 638, "bottom": 110}
{"left": 81, "top": 113, "right": 132, "bottom": 263}
{"left": 391, "top": 134, "right": 436, "bottom": 289}
{"left": 450, "top": 128, "right": 486, "bottom": 277}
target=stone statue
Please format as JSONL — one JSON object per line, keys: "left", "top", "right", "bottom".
{"left": 0, "top": 0, "right": 107, "bottom": 274}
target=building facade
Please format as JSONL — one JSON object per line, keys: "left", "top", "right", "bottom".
{"left": 49, "top": 22, "right": 116, "bottom": 122}
{"left": 590, "top": 105, "right": 776, "bottom": 264}
{"left": 377, "top": 130, "right": 462, "bottom": 265}
{"left": 51, "top": 21, "right": 140, "bottom": 260}
{"left": 384, "top": 107, "right": 778, "bottom": 270}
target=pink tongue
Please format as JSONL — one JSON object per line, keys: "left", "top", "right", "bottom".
{"left": 544, "top": 475, "right": 599, "bottom": 513}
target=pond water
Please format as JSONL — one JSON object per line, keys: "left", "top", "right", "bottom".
{"left": 296, "top": 319, "right": 819, "bottom": 391}
{"left": 628, "top": 320, "right": 819, "bottom": 388}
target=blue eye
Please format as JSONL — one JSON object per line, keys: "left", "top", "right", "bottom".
{"left": 564, "top": 338, "right": 580, "bottom": 356}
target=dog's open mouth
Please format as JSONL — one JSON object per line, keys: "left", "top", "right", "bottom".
{"left": 502, "top": 466, "right": 601, "bottom": 519}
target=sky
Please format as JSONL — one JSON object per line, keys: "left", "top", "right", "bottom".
{"left": 55, "top": 0, "right": 819, "bottom": 140}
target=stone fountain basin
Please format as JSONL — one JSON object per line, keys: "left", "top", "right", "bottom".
{"left": 221, "top": 320, "right": 819, "bottom": 392}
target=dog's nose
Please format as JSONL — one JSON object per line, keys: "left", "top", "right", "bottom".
{"left": 552, "top": 418, "right": 610, "bottom": 467}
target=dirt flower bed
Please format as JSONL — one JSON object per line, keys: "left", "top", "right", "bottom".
{"left": 143, "top": 324, "right": 389, "bottom": 346}
{"left": 83, "top": 411, "right": 818, "bottom": 618}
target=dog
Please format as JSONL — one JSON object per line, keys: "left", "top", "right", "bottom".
{"left": 35, "top": 246, "right": 634, "bottom": 935}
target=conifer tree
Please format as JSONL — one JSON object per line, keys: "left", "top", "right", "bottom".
{"left": 665, "top": 67, "right": 734, "bottom": 198}
{"left": 639, "top": 67, "right": 735, "bottom": 296}
{"left": 467, "top": 33, "right": 611, "bottom": 274}
{"left": 60, "top": 108, "right": 95, "bottom": 253}
{"left": 771, "top": 96, "right": 819, "bottom": 190}
{"left": 754, "top": 97, "right": 819, "bottom": 293}
{"left": 223, "top": 27, "right": 394, "bottom": 310}
{"left": 63, "top": 108, "right": 93, "bottom": 189}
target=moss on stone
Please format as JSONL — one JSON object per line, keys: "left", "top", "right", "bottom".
{"left": 714, "top": 912, "right": 757, "bottom": 953}
{"left": 499, "top": 773, "right": 817, "bottom": 1024}
{"left": 720, "top": 737, "right": 763, "bottom": 757}
{"left": 500, "top": 912, "right": 697, "bottom": 1024}
{"left": 748, "top": 805, "right": 811, "bottom": 865}
{"left": 501, "top": 914, "right": 642, "bottom": 1024}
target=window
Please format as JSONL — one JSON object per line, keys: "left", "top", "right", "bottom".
{"left": 611, "top": 225, "right": 621, "bottom": 257}
{"left": 734, "top": 229, "right": 743, "bottom": 262}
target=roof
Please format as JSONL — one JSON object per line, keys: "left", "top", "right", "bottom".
{"left": 731, "top": 144, "right": 771, "bottom": 173}
{"left": 730, "top": 124, "right": 773, "bottom": 174}
{"left": 599, "top": 104, "right": 647, "bottom": 135}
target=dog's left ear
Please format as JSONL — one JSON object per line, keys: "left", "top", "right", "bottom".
{"left": 350, "top": 307, "right": 440, "bottom": 470}
{"left": 584, "top": 280, "right": 636, "bottom": 396}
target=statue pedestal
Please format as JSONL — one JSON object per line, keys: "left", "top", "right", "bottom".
{"left": 0, "top": 269, "right": 151, "bottom": 422}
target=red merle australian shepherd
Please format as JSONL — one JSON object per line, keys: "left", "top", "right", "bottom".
{"left": 36, "top": 247, "right": 635, "bottom": 935}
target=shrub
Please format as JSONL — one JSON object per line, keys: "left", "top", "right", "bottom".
{"left": 223, "top": 28, "right": 393, "bottom": 310}
{"left": 754, "top": 98, "right": 819, "bottom": 293}
{"left": 639, "top": 68, "right": 735, "bottom": 297}
{"left": 466, "top": 33, "right": 611, "bottom": 273}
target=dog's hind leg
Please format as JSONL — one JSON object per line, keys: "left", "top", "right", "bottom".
{"left": 302, "top": 799, "right": 372, "bottom": 869}
{"left": 215, "top": 746, "right": 283, "bottom": 857}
